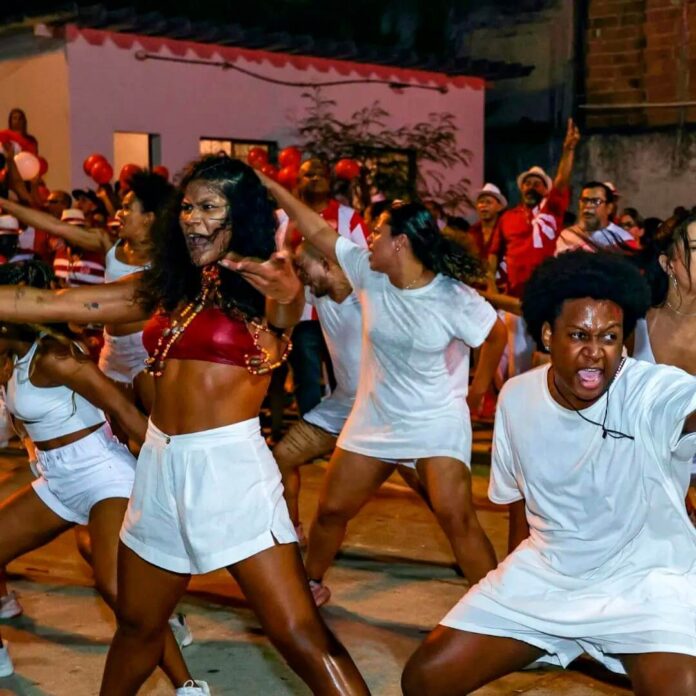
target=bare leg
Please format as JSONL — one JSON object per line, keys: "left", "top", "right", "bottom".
{"left": 100, "top": 543, "right": 191, "bottom": 696}
{"left": 305, "top": 448, "right": 394, "bottom": 582}
{"left": 229, "top": 543, "right": 369, "bottom": 695}
{"left": 402, "top": 625, "right": 544, "bottom": 695}
{"left": 273, "top": 419, "right": 337, "bottom": 526}
{"left": 416, "top": 457, "right": 496, "bottom": 584}
{"left": 621, "top": 652, "right": 696, "bottom": 696}
{"left": 88, "top": 499, "right": 191, "bottom": 689}
{"left": 395, "top": 465, "right": 432, "bottom": 509}
{"left": 74, "top": 525, "right": 93, "bottom": 565}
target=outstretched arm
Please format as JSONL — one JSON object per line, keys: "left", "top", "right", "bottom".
{"left": 256, "top": 171, "right": 340, "bottom": 262}
{"left": 0, "top": 197, "right": 111, "bottom": 254}
{"left": 0, "top": 275, "right": 146, "bottom": 326}
{"left": 553, "top": 118, "right": 580, "bottom": 191}
{"left": 479, "top": 289, "right": 521, "bottom": 315}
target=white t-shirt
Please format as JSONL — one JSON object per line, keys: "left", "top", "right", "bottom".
{"left": 303, "top": 288, "right": 362, "bottom": 435}
{"left": 490, "top": 359, "right": 696, "bottom": 578}
{"left": 334, "top": 236, "right": 497, "bottom": 462}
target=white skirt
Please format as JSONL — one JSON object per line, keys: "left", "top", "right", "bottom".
{"left": 33, "top": 423, "right": 136, "bottom": 525}
{"left": 120, "top": 418, "right": 298, "bottom": 574}
{"left": 98, "top": 331, "right": 148, "bottom": 384}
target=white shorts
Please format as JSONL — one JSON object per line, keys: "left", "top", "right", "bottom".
{"left": 32, "top": 423, "right": 136, "bottom": 525}
{"left": 98, "top": 331, "right": 148, "bottom": 384}
{"left": 120, "top": 418, "right": 298, "bottom": 574}
{"left": 440, "top": 604, "right": 696, "bottom": 675}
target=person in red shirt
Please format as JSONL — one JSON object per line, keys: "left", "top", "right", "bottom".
{"left": 488, "top": 118, "right": 580, "bottom": 378}
{"left": 468, "top": 184, "right": 507, "bottom": 283}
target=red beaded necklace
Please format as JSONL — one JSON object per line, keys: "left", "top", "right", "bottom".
{"left": 145, "top": 265, "right": 292, "bottom": 377}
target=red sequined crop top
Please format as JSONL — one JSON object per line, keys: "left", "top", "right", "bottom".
{"left": 142, "top": 307, "right": 263, "bottom": 366}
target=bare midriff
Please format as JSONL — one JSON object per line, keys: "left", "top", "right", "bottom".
{"left": 33, "top": 422, "right": 104, "bottom": 451}
{"left": 105, "top": 319, "right": 148, "bottom": 337}
{"left": 149, "top": 359, "right": 271, "bottom": 435}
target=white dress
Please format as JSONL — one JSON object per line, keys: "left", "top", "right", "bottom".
{"left": 334, "top": 237, "right": 497, "bottom": 464}
{"left": 442, "top": 359, "right": 696, "bottom": 674}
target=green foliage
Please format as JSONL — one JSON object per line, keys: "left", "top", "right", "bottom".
{"left": 293, "top": 90, "right": 473, "bottom": 211}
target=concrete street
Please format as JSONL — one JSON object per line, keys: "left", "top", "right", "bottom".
{"left": 0, "top": 434, "right": 632, "bottom": 696}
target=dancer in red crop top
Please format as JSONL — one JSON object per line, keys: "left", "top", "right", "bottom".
{"left": 0, "top": 155, "right": 368, "bottom": 696}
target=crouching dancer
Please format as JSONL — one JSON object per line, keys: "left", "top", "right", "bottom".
{"left": 403, "top": 250, "right": 696, "bottom": 695}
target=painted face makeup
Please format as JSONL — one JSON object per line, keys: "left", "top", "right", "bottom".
{"left": 179, "top": 180, "right": 233, "bottom": 267}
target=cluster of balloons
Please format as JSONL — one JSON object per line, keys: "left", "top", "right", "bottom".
{"left": 82, "top": 154, "right": 170, "bottom": 188}
{"left": 246, "top": 146, "right": 361, "bottom": 188}
{"left": 0, "top": 129, "right": 48, "bottom": 182}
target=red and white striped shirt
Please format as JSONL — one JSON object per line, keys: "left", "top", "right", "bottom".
{"left": 53, "top": 247, "right": 106, "bottom": 287}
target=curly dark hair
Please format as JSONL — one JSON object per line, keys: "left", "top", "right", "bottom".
{"left": 138, "top": 155, "right": 277, "bottom": 319}
{"left": 128, "top": 171, "right": 176, "bottom": 214}
{"left": 387, "top": 202, "right": 483, "bottom": 284}
{"left": 522, "top": 250, "right": 651, "bottom": 351}
{"left": 0, "top": 259, "right": 54, "bottom": 288}
{"left": 641, "top": 211, "right": 694, "bottom": 307}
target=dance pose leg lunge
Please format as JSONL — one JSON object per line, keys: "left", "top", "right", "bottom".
{"left": 0, "top": 157, "right": 368, "bottom": 695}
{"left": 403, "top": 251, "right": 696, "bottom": 695}
{"left": 242, "top": 174, "right": 506, "bottom": 603}
{"left": 0, "top": 261, "right": 193, "bottom": 689}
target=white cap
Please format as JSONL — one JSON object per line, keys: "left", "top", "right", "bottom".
{"left": 60, "top": 208, "right": 86, "bottom": 226}
{"left": 517, "top": 166, "right": 552, "bottom": 192}
{"left": 0, "top": 215, "right": 19, "bottom": 235}
{"left": 476, "top": 183, "right": 507, "bottom": 208}
{"left": 603, "top": 181, "right": 620, "bottom": 198}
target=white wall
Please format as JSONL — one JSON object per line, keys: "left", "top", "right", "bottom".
{"left": 0, "top": 33, "right": 70, "bottom": 191}
{"left": 65, "top": 27, "right": 484, "bottom": 207}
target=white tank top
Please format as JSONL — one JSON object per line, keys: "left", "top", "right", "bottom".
{"left": 5, "top": 339, "right": 105, "bottom": 442}
{"left": 105, "top": 241, "right": 147, "bottom": 283}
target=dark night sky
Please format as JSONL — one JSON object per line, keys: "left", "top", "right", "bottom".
{"left": 2, "top": 0, "right": 556, "bottom": 58}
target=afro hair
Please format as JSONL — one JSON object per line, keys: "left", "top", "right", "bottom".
{"left": 522, "top": 250, "right": 650, "bottom": 351}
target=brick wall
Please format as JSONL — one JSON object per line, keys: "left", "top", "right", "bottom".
{"left": 585, "top": 0, "right": 696, "bottom": 128}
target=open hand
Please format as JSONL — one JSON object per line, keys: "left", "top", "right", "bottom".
{"left": 219, "top": 249, "right": 302, "bottom": 304}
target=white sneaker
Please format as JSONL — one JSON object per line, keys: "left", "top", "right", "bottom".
{"left": 168, "top": 613, "right": 193, "bottom": 648}
{"left": 175, "top": 680, "right": 210, "bottom": 695}
{"left": 0, "top": 592, "right": 22, "bottom": 619}
{"left": 0, "top": 642, "right": 14, "bottom": 677}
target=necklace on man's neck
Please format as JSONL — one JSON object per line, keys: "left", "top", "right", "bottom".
{"left": 665, "top": 299, "right": 696, "bottom": 317}
{"left": 551, "top": 357, "right": 634, "bottom": 440}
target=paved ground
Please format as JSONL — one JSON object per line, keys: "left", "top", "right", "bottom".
{"left": 0, "top": 435, "right": 633, "bottom": 696}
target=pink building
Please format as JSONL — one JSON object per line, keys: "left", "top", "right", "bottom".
{"left": 0, "top": 12, "right": 524, "bottom": 209}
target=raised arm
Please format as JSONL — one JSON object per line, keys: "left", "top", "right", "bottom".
{"left": 256, "top": 171, "right": 340, "bottom": 262}
{"left": 553, "top": 118, "right": 580, "bottom": 192}
{"left": 0, "top": 197, "right": 112, "bottom": 254}
{"left": 0, "top": 275, "right": 146, "bottom": 326}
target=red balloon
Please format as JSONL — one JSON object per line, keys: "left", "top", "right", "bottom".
{"left": 0, "top": 130, "right": 36, "bottom": 154}
{"left": 37, "top": 184, "right": 50, "bottom": 202}
{"left": 276, "top": 165, "right": 299, "bottom": 189}
{"left": 278, "top": 147, "right": 302, "bottom": 169}
{"left": 152, "top": 165, "right": 169, "bottom": 180}
{"left": 90, "top": 160, "right": 113, "bottom": 185}
{"left": 119, "top": 163, "right": 141, "bottom": 185}
{"left": 247, "top": 147, "right": 268, "bottom": 168}
{"left": 260, "top": 163, "right": 279, "bottom": 180}
{"left": 334, "top": 158, "right": 361, "bottom": 180}
{"left": 83, "top": 153, "right": 107, "bottom": 176}
{"left": 38, "top": 157, "right": 48, "bottom": 177}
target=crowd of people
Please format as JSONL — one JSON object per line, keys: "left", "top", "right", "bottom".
{"left": 0, "top": 107, "right": 693, "bottom": 695}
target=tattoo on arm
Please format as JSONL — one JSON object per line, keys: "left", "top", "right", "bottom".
{"left": 83, "top": 302, "right": 100, "bottom": 310}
